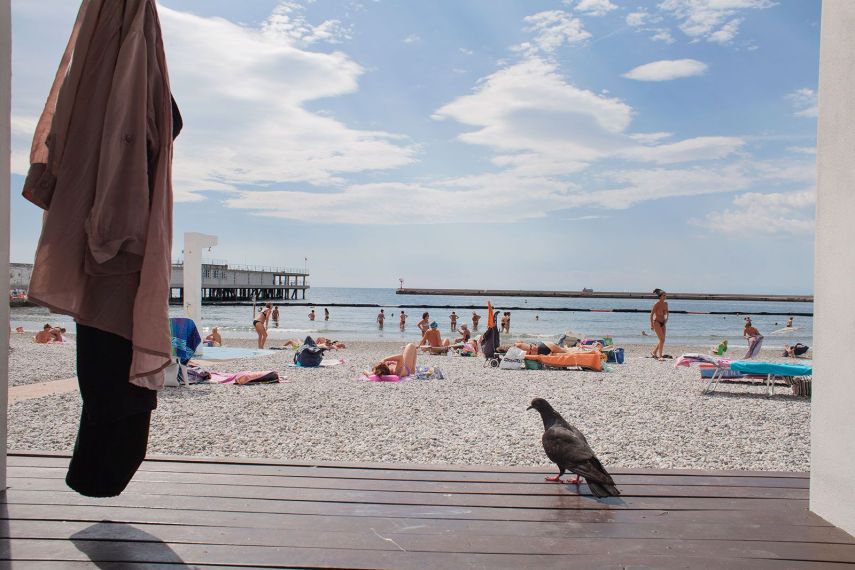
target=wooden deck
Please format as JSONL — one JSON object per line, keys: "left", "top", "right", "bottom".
{"left": 0, "top": 452, "right": 852, "bottom": 569}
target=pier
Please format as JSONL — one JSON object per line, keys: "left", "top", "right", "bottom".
{"left": 396, "top": 288, "right": 813, "bottom": 303}
{"left": 170, "top": 260, "right": 309, "bottom": 304}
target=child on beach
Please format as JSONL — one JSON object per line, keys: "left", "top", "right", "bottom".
{"left": 711, "top": 339, "right": 727, "bottom": 356}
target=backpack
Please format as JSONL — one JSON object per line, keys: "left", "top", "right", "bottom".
{"left": 294, "top": 336, "right": 326, "bottom": 367}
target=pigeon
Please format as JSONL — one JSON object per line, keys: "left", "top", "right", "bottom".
{"left": 527, "top": 398, "right": 620, "bottom": 498}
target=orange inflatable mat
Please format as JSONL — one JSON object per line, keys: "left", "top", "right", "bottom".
{"left": 524, "top": 352, "right": 603, "bottom": 371}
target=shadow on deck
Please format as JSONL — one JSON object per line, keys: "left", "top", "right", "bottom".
{"left": 0, "top": 452, "right": 852, "bottom": 568}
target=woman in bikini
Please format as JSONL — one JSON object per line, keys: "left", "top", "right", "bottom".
{"left": 650, "top": 288, "right": 668, "bottom": 360}
{"left": 417, "top": 312, "right": 430, "bottom": 334}
{"left": 253, "top": 303, "right": 273, "bottom": 349}
{"left": 367, "top": 343, "right": 418, "bottom": 377}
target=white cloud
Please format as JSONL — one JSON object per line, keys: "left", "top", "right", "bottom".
{"left": 630, "top": 132, "right": 674, "bottom": 144}
{"left": 580, "top": 165, "right": 753, "bottom": 208}
{"left": 787, "top": 146, "right": 817, "bottom": 155}
{"left": 459, "top": 47, "right": 474, "bottom": 55}
{"left": 626, "top": 11, "right": 648, "bottom": 26}
{"left": 650, "top": 28, "right": 676, "bottom": 43}
{"left": 658, "top": 0, "right": 776, "bottom": 45}
{"left": 153, "top": 4, "right": 416, "bottom": 202}
{"left": 691, "top": 189, "right": 816, "bottom": 235}
{"left": 262, "top": 1, "right": 351, "bottom": 45}
{"left": 623, "top": 59, "right": 708, "bottom": 81}
{"left": 619, "top": 136, "right": 745, "bottom": 163}
{"left": 575, "top": 0, "right": 618, "bottom": 17}
{"left": 403, "top": 33, "right": 420, "bottom": 44}
{"left": 519, "top": 11, "right": 591, "bottom": 55}
{"left": 787, "top": 87, "right": 818, "bottom": 118}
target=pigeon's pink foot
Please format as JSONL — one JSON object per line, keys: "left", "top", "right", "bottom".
{"left": 544, "top": 475, "right": 564, "bottom": 483}
{"left": 568, "top": 477, "right": 581, "bottom": 485}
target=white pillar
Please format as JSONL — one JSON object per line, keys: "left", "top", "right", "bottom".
{"left": 182, "top": 232, "right": 217, "bottom": 327}
{"left": 0, "top": 0, "right": 10, "bottom": 491}
{"left": 811, "top": 0, "right": 855, "bottom": 535}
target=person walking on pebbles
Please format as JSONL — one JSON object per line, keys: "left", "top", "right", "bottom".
{"left": 649, "top": 288, "right": 668, "bottom": 361}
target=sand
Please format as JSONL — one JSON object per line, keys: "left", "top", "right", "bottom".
{"left": 6, "top": 334, "right": 811, "bottom": 472}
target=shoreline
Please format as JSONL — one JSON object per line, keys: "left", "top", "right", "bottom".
{"left": 8, "top": 335, "right": 810, "bottom": 472}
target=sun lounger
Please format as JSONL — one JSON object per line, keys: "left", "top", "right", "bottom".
{"left": 729, "top": 360, "right": 812, "bottom": 396}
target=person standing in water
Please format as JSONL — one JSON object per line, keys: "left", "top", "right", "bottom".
{"left": 271, "top": 306, "right": 279, "bottom": 327}
{"left": 417, "top": 312, "right": 430, "bottom": 334}
{"left": 324, "top": 308, "right": 330, "bottom": 321}
{"left": 649, "top": 289, "right": 668, "bottom": 360}
{"left": 472, "top": 311, "right": 481, "bottom": 331}
{"left": 308, "top": 309, "right": 316, "bottom": 321}
{"left": 377, "top": 309, "right": 385, "bottom": 329}
{"left": 449, "top": 311, "right": 458, "bottom": 331}
{"left": 399, "top": 311, "right": 407, "bottom": 330}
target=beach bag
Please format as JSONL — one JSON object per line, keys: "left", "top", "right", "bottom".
{"left": 499, "top": 347, "right": 525, "bottom": 370}
{"left": 606, "top": 347, "right": 625, "bottom": 364}
{"left": 294, "top": 336, "right": 325, "bottom": 367}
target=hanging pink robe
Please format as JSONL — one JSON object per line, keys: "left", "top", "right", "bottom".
{"left": 23, "top": 0, "right": 175, "bottom": 390}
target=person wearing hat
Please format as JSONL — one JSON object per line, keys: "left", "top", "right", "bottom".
{"left": 418, "top": 321, "right": 451, "bottom": 351}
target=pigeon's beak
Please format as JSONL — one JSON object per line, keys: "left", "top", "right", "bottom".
{"left": 526, "top": 405, "right": 533, "bottom": 411}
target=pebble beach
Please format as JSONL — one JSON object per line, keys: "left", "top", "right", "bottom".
{"left": 6, "top": 333, "right": 811, "bottom": 472}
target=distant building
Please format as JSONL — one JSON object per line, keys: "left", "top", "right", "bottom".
{"left": 9, "top": 261, "right": 309, "bottom": 303}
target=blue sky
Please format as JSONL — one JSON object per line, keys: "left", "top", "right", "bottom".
{"left": 9, "top": 0, "right": 820, "bottom": 292}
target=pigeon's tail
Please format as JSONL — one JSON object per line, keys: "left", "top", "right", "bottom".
{"left": 588, "top": 481, "right": 620, "bottom": 498}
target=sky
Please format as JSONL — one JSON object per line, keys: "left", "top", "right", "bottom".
{"left": 9, "top": 0, "right": 820, "bottom": 293}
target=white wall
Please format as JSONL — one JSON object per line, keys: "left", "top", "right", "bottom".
{"left": 811, "top": 0, "right": 855, "bottom": 536}
{"left": 0, "top": 0, "right": 11, "bottom": 489}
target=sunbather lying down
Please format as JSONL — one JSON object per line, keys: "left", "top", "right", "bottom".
{"left": 515, "top": 341, "right": 579, "bottom": 356}
{"left": 367, "top": 343, "right": 417, "bottom": 377}
{"left": 316, "top": 337, "right": 346, "bottom": 349}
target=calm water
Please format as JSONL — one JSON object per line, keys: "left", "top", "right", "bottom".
{"left": 11, "top": 287, "right": 813, "bottom": 350}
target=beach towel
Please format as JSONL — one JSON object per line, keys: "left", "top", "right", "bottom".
{"left": 744, "top": 335, "right": 764, "bottom": 359}
{"left": 211, "top": 370, "right": 281, "bottom": 385}
{"left": 413, "top": 365, "right": 445, "bottom": 380}
{"left": 525, "top": 352, "right": 603, "bottom": 372}
{"left": 169, "top": 318, "right": 201, "bottom": 365}
{"left": 288, "top": 358, "right": 342, "bottom": 368}
{"left": 674, "top": 353, "right": 731, "bottom": 368}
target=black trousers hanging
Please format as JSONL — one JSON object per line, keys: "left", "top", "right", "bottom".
{"left": 66, "top": 323, "right": 158, "bottom": 497}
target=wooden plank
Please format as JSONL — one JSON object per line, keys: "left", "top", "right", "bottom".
{"left": 0, "top": 559, "right": 848, "bottom": 570}
{"left": 2, "top": 520, "right": 854, "bottom": 563}
{"left": 4, "top": 482, "right": 812, "bottom": 513}
{"left": 0, "top": 498, "right": 832, "bottom": 528}
{"left": 6, "top": 456, "right": 811, "bottom": 488}
{"left": 7, "top": 518, "right": 855, "bottom": 559}
{"left": 6, "top": 464, "right": 812, "bottom": 489}
{"left": 7, "top": 452, "right": 811, "bottom": 478}
{"left": 1, "top": 538, "right": 853, "bottom": 569}
{"left": 7, "top": 472, "right": 810, "bottom": 500}
{"left": 4, "top": 503, "right": 852, "bottom": 544}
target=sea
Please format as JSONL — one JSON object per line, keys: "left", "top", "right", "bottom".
{"left": 10, "top": 287, "right": 814, "bottom": 350}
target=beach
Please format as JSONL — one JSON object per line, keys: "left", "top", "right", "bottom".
{"left": 7, "top": 333, "right": 811, "bottom": 472}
